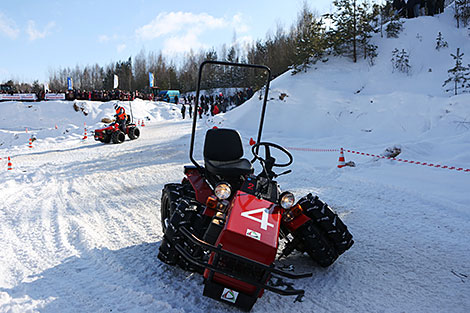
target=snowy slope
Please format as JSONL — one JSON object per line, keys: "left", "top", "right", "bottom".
{"left": 1, "top": 7, "right": 470, "bottom": 313}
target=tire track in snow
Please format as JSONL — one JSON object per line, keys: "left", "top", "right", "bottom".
{"left": 3, "top": 119, "right": 468, "bottom": 312}
{"left": 285, "top": 167, "right": 470, "bottom": 313}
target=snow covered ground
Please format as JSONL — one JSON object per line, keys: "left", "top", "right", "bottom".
{"left": 1, "top": 7, "right": 469, "bottom": 313}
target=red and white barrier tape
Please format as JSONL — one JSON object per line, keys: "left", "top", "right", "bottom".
{"left": 285, "top": 145, "right": 470, "bottom": 173}
{"left": 287, "top": 147, "right": 339, "bottom": 152}
{"left": 344, "top": 149, "right": 470, "bottom": 172}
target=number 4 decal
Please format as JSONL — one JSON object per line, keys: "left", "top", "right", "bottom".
{"left": 240, "top": 208, "right": 274, "bottom": 230}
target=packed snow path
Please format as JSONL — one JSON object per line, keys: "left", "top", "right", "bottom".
{"left": 0, "top": 119, "right": 468, "bottom": 313}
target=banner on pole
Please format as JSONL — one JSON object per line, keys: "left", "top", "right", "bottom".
{"left": 67, "top": 77, "right": 73, "bottom": 90}
{"left": 0, "top": 94, "right": 37, "bottom": 101}
{"left": 113, "top": 74, "right": 119, "bottom": 89}
{"left": 149, "top": 72, "right": 154, "bottom": 88}
{"left": 44, "top": 93, "right": 65, "bottom": 100}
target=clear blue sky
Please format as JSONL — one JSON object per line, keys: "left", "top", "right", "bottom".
{"left": 0, "top": 0, "right": 335, "bottom": 83}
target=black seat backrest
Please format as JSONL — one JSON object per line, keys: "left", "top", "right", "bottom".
{"left": 204, "top": 128, "right": 244, "bottom": 161}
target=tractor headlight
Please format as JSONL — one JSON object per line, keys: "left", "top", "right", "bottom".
{"left": 214, "top": 182, "right": 231, "bottom": 200}
{"left": 279, "top": 192, "right": 295, "bottom": 209}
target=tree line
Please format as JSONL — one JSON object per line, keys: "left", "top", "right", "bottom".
{"left": 6, "top": 1, "right": 464, "bottom": 95}
{"left": 42, "top": 1, "right": 398, "bottom": 94}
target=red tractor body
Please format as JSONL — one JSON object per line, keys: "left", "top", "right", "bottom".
{"left": 157, "top": 61, "right": 354, "bottom": 311}
{"left": 205, "top": 190, "right": 282, "bottom": 296}
{"left": 94, "top": 121, "right": 140, "bottom": 144}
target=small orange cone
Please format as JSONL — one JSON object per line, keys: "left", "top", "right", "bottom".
{"left": 337, "top": 148, "right": 346, "bottom": 168}
{"left": 141, "top": 119, "right": 145, "bottom": 127}
{"left": 28, "top": 138, "right": 33, "bottom": 148}
{"left": 7, "top": 156, "right": 12, "bottom": 170}
{"left": 25, "top": 128, "right": 28, "bottom": 133}
{"left": 249, "top": 138, "right": 256, "bottom": 146}
{"left": 55, "top": 124, "right": 58, "bottom": 129}
{"left": 138, "top": 120, "right": 141, "bottom": 126}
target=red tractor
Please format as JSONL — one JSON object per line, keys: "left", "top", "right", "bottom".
{"left": 158, "top": 61, "right": 353, "bottom": 311}
{"left": 94, "top": 117, "right": 140, "bottom": 144}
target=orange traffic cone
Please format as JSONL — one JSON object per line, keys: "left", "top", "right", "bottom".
{"left": 138, "top": 120, "right": 141, "bottom": 126}
{"left": 83, "top": 127, "right": 88, "bottom": 140}
{"left": 55, "top": 124, "right": 58, "bottom": 129}
{"left": 249, "top": 138, "right": 256, "bottom": 146}
{"left": 337, "top": 148, "right": 346, "bottom": 168}
{"left": 7, "top": 156, "right": 12, "bottom": 170}
{"left": 141, "top": 119, "right": 145, "bottom": 127}
{"left": 28, "top": 138, "right": 33, "bottom": 148}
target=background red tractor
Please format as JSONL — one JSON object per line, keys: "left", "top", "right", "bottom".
{"left": 157, "top": 61, "right": 353, "bottom": 311}
{"left": 94, "top": 114, "right": 140, "bottom": 144}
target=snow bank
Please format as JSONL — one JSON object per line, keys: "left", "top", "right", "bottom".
{"left": 0, "top": 99, "right": 181, "bottom": 151}
{"left": 224, "top": 8, "right": 470, "bottom": 170}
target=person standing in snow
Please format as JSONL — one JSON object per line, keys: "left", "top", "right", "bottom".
{"left": 174, "top": 94, "right": 179, "bottom": 105}
{"left": 188, "top": 100, "right": 193, "bottom": 118}
{"left": 426, "top": 0, "right": 436, "bottom": 16}
{"left": 213, "top": 104, "right": 220, "bottom": 115}
{"left": 114, "top": 104, "right": 127, "bottom": 131}
{"left": 181, "top": 104, "right": 186, "bottom": 119}
{"left": 406, "top": 0, "right": 415, "bottom": 18}
{"left": 198, "top": 105, "right": 203, "bottom": 119}
{"left": 435, "top": 0, "right": 444, "bottom": 14}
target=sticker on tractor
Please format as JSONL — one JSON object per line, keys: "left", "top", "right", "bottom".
{"left": 240, "top": 207, "right": 274, "bottom": 230}
{"left": 221, "top": 288, "right": 239, "bottom": 303}
{"left": 246, "top": 228, "right": 261, "bottom": 240}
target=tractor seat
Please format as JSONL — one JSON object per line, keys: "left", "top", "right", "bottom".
{"left": 204, "top": 128, "right": 253, "bottom": 177}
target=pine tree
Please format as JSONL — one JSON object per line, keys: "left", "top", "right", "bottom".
{"left": 443, "top": 48, "right": 470, "bottom": 95}
{"left": 292, "top": 4, "right": 328, "bottom": 73}
{"left": 455, "top": 0, "right": 470, "bottom": 28}
{"left": 435, "top": 32, "right": 449, "bottom": 51}
{"left": 357, "top": 0, "right": 378, "bottom": 64}
{"left": 374, "top": 1, "right": 394, "bottom": 38}
{"left": 391, "top": 48, "right": 411, "bottom": 74}
{"left": 385, "top": 14, "right": 404, "bottom": 38}
{"left": 328, "top": 0, "right": 378, "bottom": 63}
{"left": 328, "top": 0, "right": 358, "bottom": 62}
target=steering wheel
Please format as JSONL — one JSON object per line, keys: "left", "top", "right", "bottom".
{"left": 251, "top": 142, "right": 293, "bottom": 168}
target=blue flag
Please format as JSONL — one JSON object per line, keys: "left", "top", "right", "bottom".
{"left": 67, "top": 77, "right": 73, "bottom": 90}
{"left": 149, "top": 72, "right": 154, "bottom": 88}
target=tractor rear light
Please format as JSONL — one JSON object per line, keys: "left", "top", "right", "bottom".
{"left": 206, "top": 196, "right": 229, "bottom": 213}
{"left": 206, "top": 195, "right": 218, "bottom": 210}
{"left": 282, "top": 204, "right": 303, "bottom": 223}
{"left": 216, "top": 200, "right": 229, "bottom": 212}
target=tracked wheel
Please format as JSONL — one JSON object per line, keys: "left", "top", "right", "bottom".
{"left": 295, "top": 220, "right": 338, "bottom": 267}
{"left": 158, "top": 199, "right": 205, "bottom": 273}
{"left": 160, "top": 184, "right": 183, "bottom": 233}
{"left": 298, "top": 193, "right": 354, "bottom": 255}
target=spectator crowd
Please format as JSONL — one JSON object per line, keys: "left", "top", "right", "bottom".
{"left": 179, "top": 88, "right": 254, "bottom": 119}
{"left": 392, "top": 0, "right": 445, "bottom": 18}
{"left": 63, "top": 89, "right": 147, "bottom": 101}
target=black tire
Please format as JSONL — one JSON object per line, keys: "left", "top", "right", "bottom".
{"left": 161, "top": 184, "right": 183, "bottom": 233}
{"left": 160, "top": 182, "right": 197, "bottom": 232}
{"left": 103, "top": 134, "right": 111, "bottom": 143}
{"left": 158, "top": 199, "right": 205, "bottom": 273}
{"left": 295, "top": 220, "right": 338, "bottom": 267}
{"left": 111, "top": 131, "right": 125, "bottom": 144}
{"left": 298, "top": 193, "right": 354, "bottom": 255}
{"left": 128, "top": 127, "right": 140, "bottom": 140}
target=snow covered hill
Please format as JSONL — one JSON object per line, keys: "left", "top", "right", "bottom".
{"left": 1, "top": 7, "right": 469, "bottom": 313}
